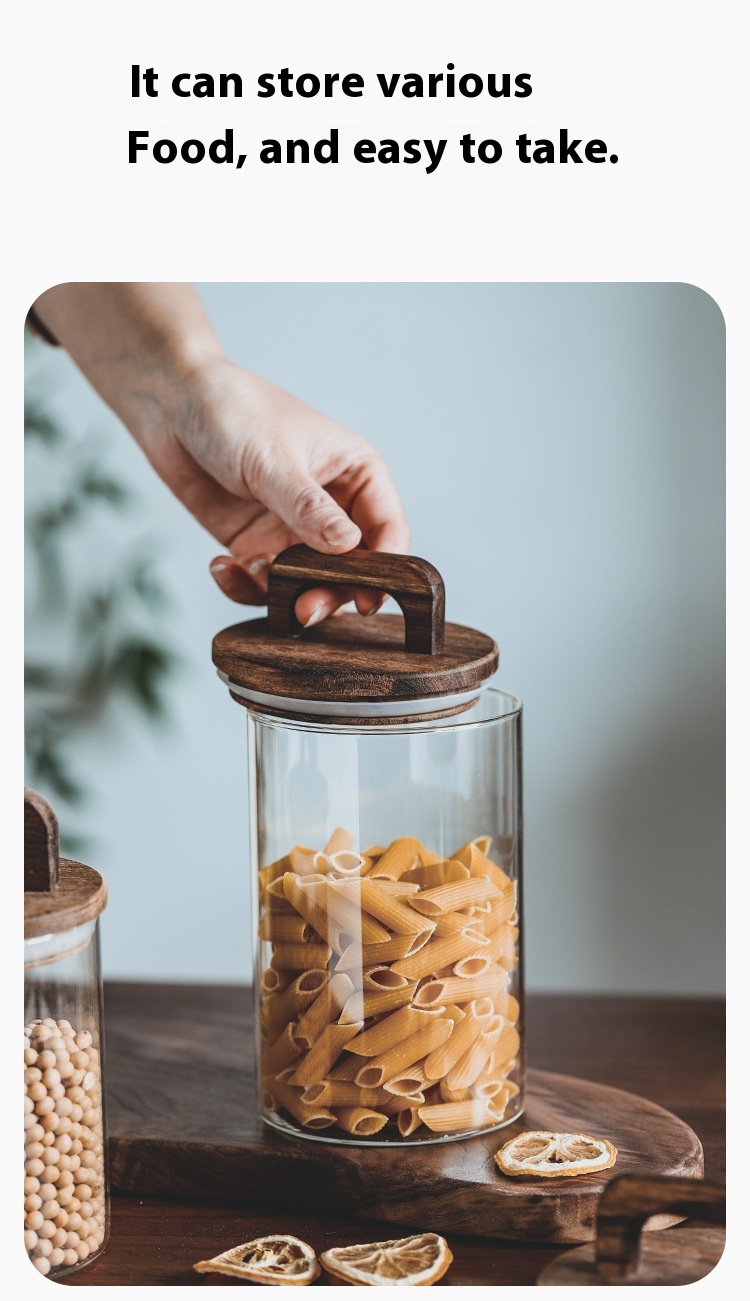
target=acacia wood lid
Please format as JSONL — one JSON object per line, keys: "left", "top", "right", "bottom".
{"left": 25, "top": 788, "right": 107, "bottom": 939}
{"left": 212, "top": 545, "right": 499, "bottom": 721}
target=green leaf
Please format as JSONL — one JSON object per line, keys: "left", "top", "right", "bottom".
{"left": 108, "top": 639, "right": 176, "bottom": 716}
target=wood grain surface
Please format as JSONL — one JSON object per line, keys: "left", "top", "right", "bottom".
{"left": 536, "top": 1225, "right": 726, "bottom": 1286}
{"left": 24, "top": 860, "right": 108, "bottom": 939}
{"left": 61, "top": 989, "right": 725, "bottom": 1288}
{"left": 212, "top": 612, "right": 498, "bottom": 710}
{"left": 103, "top": 984, "right": 703, "bottom": 1245}
{"left": 267, "top": 545, "right": 447, "bottom": 654}
{"left": 24, "top": 787, "right": 59, "bottom": 893}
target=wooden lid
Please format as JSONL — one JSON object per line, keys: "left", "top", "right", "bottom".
{"left": 212, "top": 546, "right": 498, "bottom": 721}
{"left": 24, "top": 789, "right": 107, "bottom": 939}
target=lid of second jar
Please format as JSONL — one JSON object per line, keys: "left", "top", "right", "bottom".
{"left": 212, "top": 545, "right": 499, "bottom": 721}
{"left": 24, "top": 788, "right": 108, "bottom": 940}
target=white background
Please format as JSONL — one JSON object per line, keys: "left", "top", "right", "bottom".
{"left": 7, "top": 2, "right": 741, "bottom": 1295}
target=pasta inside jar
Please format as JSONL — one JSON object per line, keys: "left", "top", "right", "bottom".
{"left": 258, "top": 830, "right": 522, "bottom": 1143}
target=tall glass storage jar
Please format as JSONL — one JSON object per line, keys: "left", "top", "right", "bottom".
{"left": 24, "top": 790, "right": 109, "bottom": 1276}
{"left": 213, "top": 546, "right": 524, "bottom": 1146}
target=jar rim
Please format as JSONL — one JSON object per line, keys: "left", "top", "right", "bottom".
{"left": 241, "top": 684, "right": 522, "bottom": 734}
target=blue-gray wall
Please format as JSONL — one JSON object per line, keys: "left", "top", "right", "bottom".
{"left": 24, "top": 283, "right": 725, "bottom": 992}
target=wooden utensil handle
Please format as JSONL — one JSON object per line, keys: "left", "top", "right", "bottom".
{"left": 595, "top": 1174, "right": 725, "bottom": 1277}
{"left": 267, "top": 545, "right": 446, "bottom": 654}
{"left": 24, "top": 787, "right": 60, "bottom": 893}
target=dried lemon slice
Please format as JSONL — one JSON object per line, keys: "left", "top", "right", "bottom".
{"left": 193, "top": 1234, "right": 320, "bottom": 1284}
{"left": 495, "top": 1129, "right": 617, "bottom": 1178}
{"left": 320, "top": 1232, "right": 452, "bottom": 1286}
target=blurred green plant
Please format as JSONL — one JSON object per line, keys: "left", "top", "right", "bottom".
{"left": 25, "top": 345, "right": 178, "bottom": 845}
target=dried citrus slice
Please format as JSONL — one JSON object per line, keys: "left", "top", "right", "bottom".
{"left": 193, "top": 1234, "right": 320, "bottom": 1284}
{"left": 320, "top": 1232, "right": 452, "bottom": 1286}
{"left": 495, "top": 1129, "right": 617, "bottom": 1178}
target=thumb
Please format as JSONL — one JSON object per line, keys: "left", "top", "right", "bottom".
{"left": 262, "top": 464, "right": 361, "bottom": 552}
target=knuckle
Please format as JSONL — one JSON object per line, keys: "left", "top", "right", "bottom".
{"left": 292, "top": 483, "right": 326, "bottom": 523}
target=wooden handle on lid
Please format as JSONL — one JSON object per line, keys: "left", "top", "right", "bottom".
{"left": 24, "top": 787, "right": 60, "bottom": 893}
{"left": 595, "top": 1174, "right": 725, "bottom": 1277}
{"left": 267, "top": 545, "right": 446, "bottom": 654}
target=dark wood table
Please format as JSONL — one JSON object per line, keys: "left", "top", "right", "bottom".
{"left": 63, "top": 988, "right": 724, "bottom": 1287}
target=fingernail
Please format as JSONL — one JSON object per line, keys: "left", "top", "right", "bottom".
{"left": 247, "top": 557, "right": 271, "bottom": 581}
{"left": 323, "top": 517, "right": 358, "bottom": 547}
{"left": 304, "top": 603, "right": 327, "bottom": 628}
{"left": 209, "top": 559, "right": 230, "bottom": 576}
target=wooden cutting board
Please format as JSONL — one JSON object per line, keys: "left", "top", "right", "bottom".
{"left": 105, "top": 984, "right": 703, "bottom": 1243}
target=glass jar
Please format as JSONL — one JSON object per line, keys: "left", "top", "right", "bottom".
{"left": 214, "top": 546, "right": 524, "bottom": 1145}
{"left": 24, "top": 790, "right": 109, "bottom": 1277}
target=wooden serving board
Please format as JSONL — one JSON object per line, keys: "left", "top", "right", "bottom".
{"left": 104, "top": 984, "right": 703, "bottom": 1244}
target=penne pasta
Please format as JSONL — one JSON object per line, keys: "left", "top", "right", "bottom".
{"left": 261, "top": 1022, "right": 304, "bottom": 1076}
{"left": 271, "top": 942, "right": 332, "bottom": 970}
{"left": 409, "top": 878, "right": 497, "bottom": 916}
{"left": 263, "top": 970, "right": 330, "bottom": 1040}
{"left": 391, "top": 928, "right": 489, "bottom": 982}
{"left": 321, "top": 880, "right": 394, "bottom": 944}
{"left": 289, "top": 1021, "right": 364, "bottom": 1087}
{"left": 491, "top": 992, "right": 520, "bottom": 1023}
{"left": 473, "top": 1078, "right": 506, "bottom": 1099}
{"left": 367, "top": 879, "right": 421, "bottom": 897}
{"left": 294, "top": 973, "right": 355, "bottom": 1049}
{"left": 401, "top": 860, "right": 470, "bottom": 889}
{"left": 418, "top": 1099, "right": 496, "bottom": 1132}
{"left": 354, "top": 1018, "right": 453, "bottom": 1090}
{"left": 346, "top": 1005, "right": 445, "bottom": 1057}
{"left": 266, "top": 1070, "right": 337, "bottom": 1130}
{"left": 290, "top": 845, "right": 331, "bottom": 876}
{"left": 453, "top": 953, "right": 493, "bottom": 978}
{"left": 397, "top": 1107, "right": 424, "bottom": 1138}
{"left": 365, "top": 837, "right": 423, "bottom": 880}
{"left": 432, "top": 911, "right": 476, "bottom": 937}
{"left": 382, "top": 1058, "right": 430, "bottom": 1096}
{"left": 281, "top": 873, "right": 347, "bottom": 954}
{"left": 475, "top": 885, "right": 517, "bottom": 931}
{"left": 355, "top": 879, "right": 437, "bottom": 935}
{"left": 423, "top": 999, "right": 494, "bottom": 1081}
{"left": 438, "top": 1080, "right": 473, "bottom": 1103}
{"left": 453, "top": 842, "right": 512, "bottom": 893}
{"left": 324, "top": 826, "right": 355, "bottom": 856}
{"left": 486, "top": 924, "right": 519, "bottom": 969}
{"left": 301, "top": 1082, "right": 391, "bottom": 1108}
{"left": 338, "top": 983, "right": 416, "bottom": 1024}
{"left": 327, "top": 1053, "right": 363, "bottom": 1082}
{"left": 328, "top": 849, "right": 369, "bottom": 877}
{"left": 259, "top": 914, "right": 314, "bottom": 944}
{"left": 259, "top": 856, "right": 292, "bottom": 890}
{"left": 444, "top": 1015, "right": 504, "bottom": 1090}
{"left": 380, "top": 1090, "right": 425, "bottom": 1116}
{"left": 258, "top": 829, "right": 521, "bottom": 1140}
{"left": 335, "top": 1106, "right": 389, "bottom": 1136}
{"left": 491, "top": 1024, "right": 521, "bottom": 1068}
{"left": 260, "top": 967, "right": 293, "bottom": 994}
{"left": 362, "top": 966, "right": 412, "bottom": 991}
{"left": 263, "top": 875, "right": 297, "bottom": 913}
{"left": 335, "top": 932, "right": 432, "bottom": 972}
{"left": 412, "top": 969, "right": 510, "bottom": 1008}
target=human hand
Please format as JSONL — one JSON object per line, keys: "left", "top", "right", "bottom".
{"left": 30, "top": 284, "right": 409, "bottom": 626}
{"left": 141, "top": 356, "right": 410, "bottom": 625}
